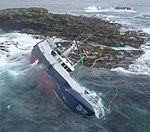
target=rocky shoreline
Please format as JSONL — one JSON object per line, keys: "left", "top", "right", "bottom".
{"left": 0, "top": 7, "right": 148, "bottom": 69}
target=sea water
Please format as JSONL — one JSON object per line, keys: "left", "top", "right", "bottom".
{"left": 0, "top": 0, "right": 150, "bottom": 132}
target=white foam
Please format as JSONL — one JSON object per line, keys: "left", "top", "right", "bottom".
{"left": 0, "top": 33, "right": 41, "bottom": 57}
{"left": 127, "top": 41, "right": 150, "bottom": 75}
{"left": 83, "top": 6, "right": 137, "bottom": 26}
{"left": 84, "top": 6, "right": 136, "bottom": 13}
{"left": 112, "top": 41, "right": 150, "bottom": 75}
{"left": 84, "top": 6, "right": 102, "bottom": 12}
{"left": 111, "top": 67, "right": 132, "bottom": 74}
{"left": 111, "top": 46, "right": 139, "bottom": 51}
{"left": 128, "top": 47, "right": 150, "bottom": 75}
{"left": 0, "top": 32, "right": 41, "bottom": 77}
{"left": 142, "top": 28, "right": 150, "bottom": 34}
{"left": 82, "top": 90, "right": 105, "bottom": 118}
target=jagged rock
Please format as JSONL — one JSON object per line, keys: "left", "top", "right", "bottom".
{"left": 115, "top": 7, "right": 132, "bottom": 10}
{"left": 0, "top": 8, "right": 147, "bottom": 69}
{"left": 0, "top": 8, "right": 144, "bottom": 48}
{"left": 67, "top": 44, "right": 143, "bottom": 69}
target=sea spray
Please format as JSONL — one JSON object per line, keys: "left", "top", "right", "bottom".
{"left": 82, "top": 90, "right": 105, "bottom": 118}
{"left": 0, "top": 32, "right": 41, "bottom": 98}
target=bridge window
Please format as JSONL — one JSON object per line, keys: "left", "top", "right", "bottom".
{"left": 61, "top": 63, "right": 65, "bottom": 67}
{"left": 61, "top": 63, "right": 72, "bottom": 72}
{"left": 57, "top": 58, "right": 62, "bottom": 63}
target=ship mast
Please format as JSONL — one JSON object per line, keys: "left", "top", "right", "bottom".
{"left": 62, "top": 40, "right": 78, "bottom": 57}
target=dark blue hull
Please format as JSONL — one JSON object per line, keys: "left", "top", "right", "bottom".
{"left": 30, "top": 44, "right": 95, "bottom": 116}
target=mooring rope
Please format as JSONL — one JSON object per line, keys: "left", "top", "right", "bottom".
{"left": 71, "top": 30, "right": 119, "bottom": 113}
{"left": 90, "top": 65, "right": 119, "bottom": 113}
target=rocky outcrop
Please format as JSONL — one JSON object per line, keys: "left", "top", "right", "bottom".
{"left": 115, "top": 7, "right": 132, "bottom": 10}
{"left": 0, "top": 8, "right": 144, "bottom": 48}
{"left": 0, "top": 8, "right": 147, "bottom": 69}
{"left": 60, "top": 42, "right": 143, "bottom": 69}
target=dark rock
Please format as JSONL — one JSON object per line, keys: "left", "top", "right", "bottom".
{"left": 0, "top": 8, "right": 144, "bottom": 48}
{"left": 0, "top": 8, "right": 146, "bottom": 69}
{"left": 68, "top": 44, "right": 144, "bottom": 69}
{"left": 115, "top": 7, "right": 132, "bottom": 10}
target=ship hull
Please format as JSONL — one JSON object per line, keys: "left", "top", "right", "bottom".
{"left": 30, "top": 43, "right": 95, "bottom": 116}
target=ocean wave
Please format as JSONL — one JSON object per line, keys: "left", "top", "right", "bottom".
{"left": 82, "top": 90, "right": 105, "bottom": 118}
{"left": 83, "top": 6, "right": 137, "bottom": 26}
{"left": 111, "top": 67, "right": 135, "bottom": 74}
{"left": 0, "top": 32, "right": 42, "bottom": 82}
{"left": 84, "top": 6, "right": 136, "bottom": 13}
{"left": 111, "top": 46, "right": 139, "bottom": 51}
{"left": 84, "top": 6, "right": 102, "bottom": 12}
{"left": 128, "top": 48, "right": 150, "bottom": 75}
{"left": 142, "top": 28, "right": 150, "bottom": 34}
{"left": 0, "top": 32, "right": 41, "bottom": 61}
{"left": 112, "top": 41, "right": 150, "bottom": 75}
{"left": 0, "top": 33, "right": 106, "bottom": 118}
